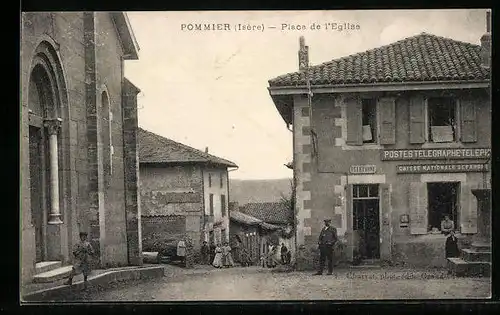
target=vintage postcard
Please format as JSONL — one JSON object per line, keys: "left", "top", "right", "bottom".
{"left": 20, "top": 9, "right": 491, "bottom": 302}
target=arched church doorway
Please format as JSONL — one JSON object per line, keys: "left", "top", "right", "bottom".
{"left": 27, "top": 44, "right": 66, "bottom": 263}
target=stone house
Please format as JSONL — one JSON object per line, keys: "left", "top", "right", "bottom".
{"left": 239, "top": 202, "right": 295, "bottom": 257}
{"left": 21, "top": 12, "right": 142, "bottom": 285}
{"left": 267, "top": 23, "right": 491, "bottom": 268}
{"left": 229, "top": 210, "right": 281, "bottom": 265}
{"left": 138, "top": 128, "right": 237, "bottom": 261}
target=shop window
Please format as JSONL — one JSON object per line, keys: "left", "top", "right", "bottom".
{"left": 352, "top": 184, "right": 380, "bottom": 231}
{"left": 362, "top": 99, "right": 377, "bottom": 144}
{"left": 353, "top": 184, "right": 379, "bottom": 198}
{"left": 427, "top": 182, "right": 459, "bottom": 233}
{"left": 427, "top": 97, "right": 457, "bottom": 143}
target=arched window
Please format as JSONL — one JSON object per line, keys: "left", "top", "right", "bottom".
{"left": 101, "top": 90, "right": 113, "bottom": 186}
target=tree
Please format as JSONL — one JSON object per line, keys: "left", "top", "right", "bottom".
{"left": 279, "top": 179, "right": 295, "bottom": 239}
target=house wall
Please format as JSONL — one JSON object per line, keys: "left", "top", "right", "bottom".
{"left": 21, "top": 12, "right": 140, "bottom": 284}
{"left": 202, "top": 167, "right": 230, "bottom": 245}
{"left": 293, "top": 88, "right": 491, "bottom": 269}
{"left": 139, "top": 164, "right": 204, "bottom": 254}
{"left": 94, "top": 12, "right": 129, "bottom": 267}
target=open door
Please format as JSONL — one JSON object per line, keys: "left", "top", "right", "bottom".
{"left": 380, "top": 184, "right": 392, "bottom": 260}
{"left": 345, "top": 184, "right": 354, "bottom": 261}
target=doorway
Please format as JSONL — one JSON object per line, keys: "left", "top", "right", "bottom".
{"left": 353, "top": 184, "right": 380, "bottom": 260}
{"left": 427, "top": 182, "right": 459, "bottom": 232}
{"left": 29, "top": 125, "right": 48, "bottom": 262}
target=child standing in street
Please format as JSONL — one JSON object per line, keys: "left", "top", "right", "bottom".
{"left": 212, "top": 243, "right": 224, "bottom": 268}
{"left": 222, "top": 242, "right": 235, "bottom": 268}
{"left": 64, "top": 232, "right": 95, "bottom": 289}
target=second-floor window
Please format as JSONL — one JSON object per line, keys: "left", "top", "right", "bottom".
{"left": 346, "top": 96, "right": 396, "bottom": 146}
{"left": 410, "top": 95, "right": 478, "bottom": 145}
{"left": 220, "top": 173, "right": 224, "bottom": 188}
{"left": 362, "top": 98, "right": 377, "bottom": 144}
{"left": 221, "top": 194, "right": 226, "bottom": 217}
{"left": 209, "top": 193, "right": 214, "bottom": 215}
{"left": 427, "top": 97, "right": 456, "bottom": 143}
{"left": 208, "top": 173, "right": 212, "bottom": 187}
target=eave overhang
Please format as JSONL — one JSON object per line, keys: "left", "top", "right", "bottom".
{"left": 268, "top": 80, "right": 490, "bottom": 126}
{"left": 110, "top": 12, "right": 140, "bottom": 60}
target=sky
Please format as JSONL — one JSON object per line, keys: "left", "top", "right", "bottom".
{"left": 124, "top": 9, "right": 488, "bottom": 180}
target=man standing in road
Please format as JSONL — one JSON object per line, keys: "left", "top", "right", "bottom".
{"left": 201, "top": 241, "right": 210, "bottom": 265}
{"left": 314, "top": 219, "right": 338, "bottom": 275}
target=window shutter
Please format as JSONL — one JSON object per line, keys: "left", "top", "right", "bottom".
{"left": 346, "top": 96, "right": 362, "bottom": 145}
{"left": 209, "top": 194, "right": 214, "bottom": 215}
{"left": 460, "top": 99, "right": 477, "bottom": 143}
{"left": 380, "top": 184, "right": 392, "bottom": 260}
{"left": 409, "top": 95, "right": 426, "bottom": 144}
{"left": 409, "top": 182, "right": 428, "bottom": 234}
{"left": 379, "top": 98, "right": 396, "bottom": 145}
{"left": 460, "top": 183, "right": 478, "bottom": 234}
{"left": 345, "top": 184, "right": 354, "bottom": 261}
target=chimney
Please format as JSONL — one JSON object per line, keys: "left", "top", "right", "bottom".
{"left": 480, "top": 10, "right": 491, "bottom": 69}
{"left": 298, "top": 36, "right": 309, "bottom": 71}
{"left": 205, "top": 147, "right": 209, "bottom": 153}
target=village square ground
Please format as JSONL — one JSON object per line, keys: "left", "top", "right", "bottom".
{"left": 50, "top": 265, "right": 490, "bottom": 301}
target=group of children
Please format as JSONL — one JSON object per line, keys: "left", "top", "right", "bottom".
{"left": 201, "top": 241, "right": 235, "bottom": 268}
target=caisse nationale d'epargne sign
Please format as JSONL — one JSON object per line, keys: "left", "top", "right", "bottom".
{"left": 396, "top": 163, "right": 489, "bottom": 174}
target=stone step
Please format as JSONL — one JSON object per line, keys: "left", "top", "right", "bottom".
{"left": 32, "top": 266, "right": 73, "bottom": 283}
{"left": 461, "top": 248, "right": 491, "bottom": 262}
{"left": 35, "top": 261, "right": 62, "bottom": 274}
{"left": 349, "top": 265, "right": 381, "bottom": 269}
{"left": 470, "top": 242, "right": 491, "bottom": 252}
{"left": 447, "top": 258, "right": 491, "bottom": 277}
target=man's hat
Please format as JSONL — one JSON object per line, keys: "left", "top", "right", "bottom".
{"left": 324, "top": 219, "right": 332, "bottom": 222}
{"left": 79, "top": 231, "right": 88, "bottom": 236}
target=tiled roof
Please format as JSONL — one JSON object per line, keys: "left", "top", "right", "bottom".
{"left": 138, "top": 128, "right": 237, "bottom": 167}
{"left": 259, "top": 222, "right": 281, "bottom": 231}
{"left": 268, "top": 33, "right": 489, "bottom": 87}
{"left": 230, "top": 211, "right": 262, "bottom": 225}
{"left": 230, "top": 211, "right": 281, "bottom": 230}
{"left": 239, "top": 202, "right": 292, "bottom": 225}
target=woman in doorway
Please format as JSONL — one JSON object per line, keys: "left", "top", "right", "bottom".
{"left": 445, "top": 230, "right": 460, "bottom": 258}
{"left": 441, "top": 215, "right": 455, "bottom": 235}
{"left": 212, "top": 243, "right": 224, "bottom": 268}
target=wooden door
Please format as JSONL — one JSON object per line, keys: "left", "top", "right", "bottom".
{"left": 29, "top": 126, "right": 46, "bottom": 262}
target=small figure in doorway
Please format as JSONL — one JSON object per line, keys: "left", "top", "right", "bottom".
{"left": 212, "top": 243, "right": 224, "bottom": 268}
{"left": 441, "top": 215, "right": 455, "bottom": 235}
{"left": 201, "top": 241, "right": 210, "bottom": 265}
{"left": 64, "top": 232, "right": 95, "bottom": 289}
{"left": 445, "top": 230, "right": 460, "bottom": 259}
